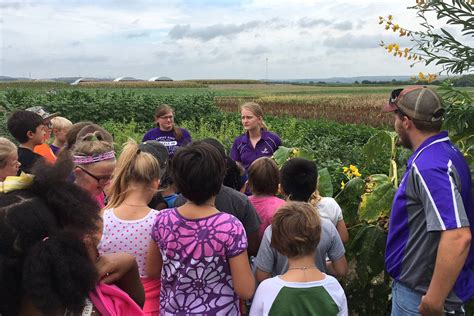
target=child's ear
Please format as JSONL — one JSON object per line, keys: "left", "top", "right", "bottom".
{"left": 26, "top": 130, "right": 35, "bottom": 140}
{"left": 53, "top": 128, "right": 59, "bottom": 135}
{"left": 154, "top": 179, "right": 160, "bottom": 190}
{"left": 73, "top": 167, "right": 82, "bottom": 177}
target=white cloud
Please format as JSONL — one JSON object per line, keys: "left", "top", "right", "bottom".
{"left": 0, "top": 0, "right": 450, "bottom": 79}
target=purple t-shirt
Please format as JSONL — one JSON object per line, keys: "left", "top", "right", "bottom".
{"left": 151, "top": 208, "right": 247, "bottom": 315}
{"left": 142, "top": 127, "right": 192, "bottom": 157}
{"left": 230, "top": 130, "right": 281, "bottom": 170}
{"left": 49, "top": 144, "right": 60, "bottom": 155}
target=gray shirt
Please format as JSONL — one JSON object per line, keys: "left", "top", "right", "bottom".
{"left": 255, "top": 218, "right": 345, "bottom": 275}
{"left": 174, "top": 185, "right": 261, "bottom": 235}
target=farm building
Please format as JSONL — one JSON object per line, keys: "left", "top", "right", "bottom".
{"left": 113, "top": 77, "right": 144, "bottom": 82}
{"left": 148, "top": 76, "right": 173, "bottom": 81}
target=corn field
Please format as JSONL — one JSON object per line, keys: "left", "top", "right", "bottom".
{"left": 216, "top": 94, "right": 393, "bottom": 127}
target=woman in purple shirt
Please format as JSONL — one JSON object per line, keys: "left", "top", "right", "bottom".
{"left": 142, "top": 105, "right": 192, "bottom": 157}
{"left": 230, "top": 102, "right": 281, "bottom": 171}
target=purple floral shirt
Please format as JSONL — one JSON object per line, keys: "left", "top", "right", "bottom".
{"left": 151, "top": 208, "right": 247, "bottom": 315}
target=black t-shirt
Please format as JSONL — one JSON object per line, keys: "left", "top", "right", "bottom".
{"left": 18, "top": 147, "right": 44, "bottom": 174}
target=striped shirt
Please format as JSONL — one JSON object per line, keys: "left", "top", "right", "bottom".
{"left": 385, "top": 131, "right": 474, "bottom": 307}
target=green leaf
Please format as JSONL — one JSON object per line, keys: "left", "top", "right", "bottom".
{"left": 362, "top": 131, "right": 398, "bottom": 165}
{"left": 359, "top": 181, "right": 396, "bottom": 222}
{"left": 347, "top": 224, "right": 387, "bottom": 286}
{"left": 335, "top": 177, "right": 365, "bottom": 226}
{"left": 272, "top": 146, "right": 294, "bottom": 167}
{"left": 318, "top": 168, "right": 333, "bottom": 197}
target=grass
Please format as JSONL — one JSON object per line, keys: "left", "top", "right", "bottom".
{"left": 1, "top": 81, "right": 472, "bottom": 97}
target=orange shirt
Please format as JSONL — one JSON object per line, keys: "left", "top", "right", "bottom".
{"left": 34, "top": 143, "right": 56, "bottom": 163}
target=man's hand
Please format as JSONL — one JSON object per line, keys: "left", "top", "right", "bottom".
{"left": 419, "top": 295, "right": 444, "bottom": 316}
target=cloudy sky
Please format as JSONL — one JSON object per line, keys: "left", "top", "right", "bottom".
{"left": 0, "top": 0, "right": 448, "bottom": 80}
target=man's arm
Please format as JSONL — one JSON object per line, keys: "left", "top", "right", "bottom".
{"left": 419, "top": 227, "right": 471, "bottom": 315}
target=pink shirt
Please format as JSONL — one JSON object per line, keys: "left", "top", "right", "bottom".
{"left": 248, "top": 195, "right": 286, "bottom": 240}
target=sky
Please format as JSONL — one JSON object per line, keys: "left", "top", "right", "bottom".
{"left": 0, "top": 0, "right": 453, "bottom": 80}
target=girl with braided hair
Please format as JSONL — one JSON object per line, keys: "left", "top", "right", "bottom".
{"left": 0, "top": 155, "right": 144, "bottom": 316}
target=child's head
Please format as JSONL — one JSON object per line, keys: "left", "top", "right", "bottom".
{"left": 25, "top": 106, "right": 60, "bottom": 142}
{"left": 171, "top": 141, "right": 225, "bottom": 205}
{"left": 201, "top": 138, "right": 244, "bottom": 191}
{"left": 107, "top": 140, "right": 161, "bottom": 208}
{"left": 248, "top": 157, "right": 279, "bottom": 196}
{"left": 139, "top": 140, "right": 169, "bottom": 176}
{"left": 0, "top": 157, "right": 100, "bottom": 315}
{"left": 7, "top": 110, "right": 45, "bottom": 145}
{"left": 72, "top": 131, "right": 116, "bottom": 197}
{"left": 0, "top": 137, "right": 20, "bottom": 180}
{"left": 51, "top": 116, "right": 73, "bottom": 144}
{"left": 271, "top": 201, "right": 321, "bottom": 258}
{"left": 65, "top": 121, "right": 94, "bottom": 149}
{"left": 280, "top": 158, "right": 318, "bottom": 202}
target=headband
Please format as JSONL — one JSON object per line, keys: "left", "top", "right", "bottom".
{"left": 72, "top": 151, "right": 116, "bottom": 165}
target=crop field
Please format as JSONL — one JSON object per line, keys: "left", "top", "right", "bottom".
{"left": 1, "top": 81, "right": 472, "bottom": 128}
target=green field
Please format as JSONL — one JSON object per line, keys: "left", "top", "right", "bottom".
{"left": 2, "top": 81, "right": 472, "bottom": 98}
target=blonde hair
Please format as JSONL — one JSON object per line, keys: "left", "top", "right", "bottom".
{"left": 309, "top": 190, "right": 322, "bottom": 206}
{"left": 0, "top": 137, "right": 17, "bottom": 168}
{"left": 241, "top": 102, "right": 268, "bottom": 130}
{"left": 106, "top": 140, "right": 161, "bottom": 209}
{"left": 51, "top": 116, "right": 72, "bottom": 130}
{"left": 72, "top": 131, "right": 114, "bottom": 164}
{"left": 154, "top": 104, "right": 183, "bottom": 140}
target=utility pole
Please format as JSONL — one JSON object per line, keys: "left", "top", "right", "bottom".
{"left": 265, "top": 57, "right": 268, "bottom": 82}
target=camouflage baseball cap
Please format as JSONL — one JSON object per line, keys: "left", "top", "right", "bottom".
{"left": 25, "top": 106, "right": 60, "bottom": 121}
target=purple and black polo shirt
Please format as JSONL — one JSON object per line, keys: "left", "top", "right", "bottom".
{"left": 142, "top": 127, "right": 192, "bottom": 157}
{"left": 385, "top": 131, "right": 474, "bottom": 307}
{"left": 230, "top": 130, "right": 281, "bottom": 170}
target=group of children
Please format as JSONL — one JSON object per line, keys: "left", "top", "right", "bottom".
{"left": 0, "top": 104, "right": 349, "bottom": 315}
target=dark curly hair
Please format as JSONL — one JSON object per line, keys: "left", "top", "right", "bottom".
{"left": 0, "top": 155, "right": 101, "bottom": 315}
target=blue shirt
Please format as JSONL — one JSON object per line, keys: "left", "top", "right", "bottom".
{"left": 385, "top": 131, "right": 473, "bottom": 305}
{"left": 230, "top": 130, "right": 281, "bottom": 170}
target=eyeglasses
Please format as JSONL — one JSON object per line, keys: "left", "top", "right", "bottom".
{"left": 389, "top": 88, "right": 409, "bottom": 118}
{"left": 158, "top": 115, "right": 174, "bottom": 120}
{"left": 76, "top": 166, "right": 112, "bottom": 186}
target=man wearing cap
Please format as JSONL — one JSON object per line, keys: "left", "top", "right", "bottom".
{"left": 26, "top": 106, "right": 60, "bottom": 163}
{"left": 383, "top": 86, "right": 473, "bottom": 315}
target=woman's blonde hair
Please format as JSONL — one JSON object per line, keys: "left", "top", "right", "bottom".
{"left": 241, "top": 102, "right": 268, "bottom": 130}
{"left": 155, "top": 104, "right": 183, "bottom": 140}
{"left": 0, "top": 137, "right": 17, "bottom": 168}
{"left": 106, "top": 140, "right": 161, "bottom": 209}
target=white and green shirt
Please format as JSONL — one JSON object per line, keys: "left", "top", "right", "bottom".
{"left": 250, "top": 274, "right": 348, "bottom": 316}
